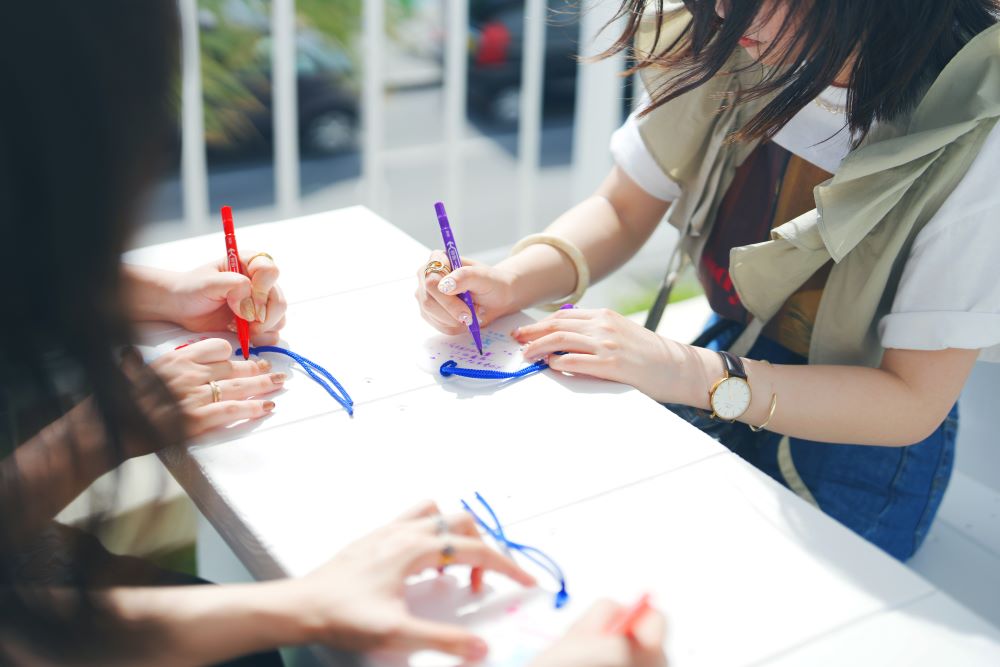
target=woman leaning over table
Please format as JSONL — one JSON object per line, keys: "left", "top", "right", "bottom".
{"left": 0, "top": 2, "right": 667, "bottom": 665}
{"left": 416, "top": 0, "right": 1000, "bottom": 561}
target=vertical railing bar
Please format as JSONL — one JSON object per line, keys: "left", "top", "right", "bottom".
{"left": 272, "top": 0, "right": 301, "bottom": 218}
{"left": 362, "top": 0, "right": 386, "bottom": 213}
{"left": 444, "top": 0, "right": 470, "bottom": 226}
{"left": 517, "top": 0, "right": 547, "bottom": 239}
{"left": 178, "top": 0, "right": 210, "bottom": 233}
{"left": 571, "top": 1, "right": 625, "bottom": 202}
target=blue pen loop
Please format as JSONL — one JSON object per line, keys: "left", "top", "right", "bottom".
{"left": 243, "top": 345, "right": 354, "bottom": 416}
{"left": 461, "top": 492, "right": 569, "bottom": 609}
{"left": 439, "top": 360, "right": 548, "bottom": 380}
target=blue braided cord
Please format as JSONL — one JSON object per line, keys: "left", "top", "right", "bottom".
{"left": 247, "top": 345, "right": 354, "bottom": 416}
{"left": 461, "top": 494, "right": 569, "bottom": 609}
{"left": 439, "top": 359, "right": 548, "bottom": 380}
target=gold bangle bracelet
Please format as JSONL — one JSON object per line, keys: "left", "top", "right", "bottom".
{"left": 509, "top": 233, "right": 590, "bottom": 310}
{"left": 749, "top": 393, "right": 777, "bottom": 432}
{"left": 748, "top": 359, "right": 775, "bottom": 432}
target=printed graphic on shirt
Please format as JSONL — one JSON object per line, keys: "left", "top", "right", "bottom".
{"left": 698, "top": 142, "right": 833, "bottom": 357}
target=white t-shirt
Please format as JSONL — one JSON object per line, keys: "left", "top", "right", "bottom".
{"left": 611, "top": 88, "right": 1000, "bottom": 362}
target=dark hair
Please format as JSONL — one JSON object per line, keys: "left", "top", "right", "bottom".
{"left": 606, "top": 0, "right": 1000, "bottom": 145}
{"left": 0, "top": 0, "right": 183, "bottom": 659}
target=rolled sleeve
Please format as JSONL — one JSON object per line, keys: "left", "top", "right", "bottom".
{"left": 609, "top": 110, "right": 682, "bottom": 202}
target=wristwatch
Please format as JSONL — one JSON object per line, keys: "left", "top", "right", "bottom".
{"left": 709, "top": 351, "right": 752, "bottom": 421}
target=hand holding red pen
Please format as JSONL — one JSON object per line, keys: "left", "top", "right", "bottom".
{"left": 155, "top": 257, "right": 288, "bottom": 344}
{"left": 528, "top": 599, "right": 668, "bottom": 667}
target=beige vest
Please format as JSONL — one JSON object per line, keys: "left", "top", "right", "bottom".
{"left": 636, "top": 9, "right": 1000, "bottom": 366}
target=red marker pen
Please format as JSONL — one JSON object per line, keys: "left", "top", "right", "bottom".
{"left": 605, "top": 593, "right": 652, "bottom": 637}
{"left": 221, "top": 206, "right": 251, "bottom": 360}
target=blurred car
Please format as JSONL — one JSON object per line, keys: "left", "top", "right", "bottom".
{"left": 466, "top": 0, "right": 581, "bottom": 125}
{"left": 201, "top": 29, "right": 359, "bottom": 159}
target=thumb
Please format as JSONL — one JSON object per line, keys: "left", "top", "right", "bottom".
{"left": 210, "top": 272, "right": 255, "bottom": 321}
{"left": 631, "top": 608, "right": 668, "bottom": 654}
{"left": 438, "top": 265, "right": 497, "bottom": 297}
{"left": 391, "top": 616, "right": 489, "bottom": 662}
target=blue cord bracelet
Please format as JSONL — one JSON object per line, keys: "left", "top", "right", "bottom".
{"left": 244, "top": 345, "right": 355, "bottom": 416}
{"left": 439, "top": 359, "right": 549, "bottom": 380}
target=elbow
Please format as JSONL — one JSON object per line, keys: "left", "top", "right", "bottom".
{"left": 880, "top": 408, "right": 954, "bottom": 447}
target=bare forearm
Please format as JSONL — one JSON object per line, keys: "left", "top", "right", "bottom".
{"left": 4, "top": 582, "right": 309, "bottom": 667}
{"left": 104, "top": 581, "right": 308, "bottom": 667}
{"left": 122, "top": 264, "right": 179, "bottom": 322}
{"left": 675, "top": 346, "right": 975, "bottom": 446}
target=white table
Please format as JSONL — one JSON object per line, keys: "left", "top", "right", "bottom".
{"left": 126, "top": 207, "right": 1000, "bottom": 666}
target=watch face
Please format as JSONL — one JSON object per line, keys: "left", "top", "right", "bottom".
{"left": 711, "top": 377, "right": 751, "bottom": 420}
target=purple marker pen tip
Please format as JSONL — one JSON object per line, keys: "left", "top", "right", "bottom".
{"left": 434, "top": 201, "right": 484, "bottom": 355}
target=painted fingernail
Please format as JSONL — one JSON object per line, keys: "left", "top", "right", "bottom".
{"left": 459, "top": 313, "right": 472, "bottom": 326}
{"left": 258, "top": 304, "right": 267, "bottom": 323}
{"left": 438, "top": 277, "right": 457, "bottom": 294}
{"left": 270, "top": 373, "right": 286, "bottom": 384}
{"left": 240, "top": 297, "right": 256, "bottom": 321}
{"left": 263, "top": 401, "right": 276, "bottom": 412}
{"left": 466, "top": 639, "right": 489, "bottom": 660}
{"left": 258, "top": 359, "right": 272, "bottom": 371}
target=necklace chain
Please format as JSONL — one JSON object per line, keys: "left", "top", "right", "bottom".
{"left": 814, "top": 96, "right": 847, "bottom": 115}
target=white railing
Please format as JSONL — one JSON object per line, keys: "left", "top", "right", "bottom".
{"left": 176, "top": 0, "right": 625, "bottom": 246}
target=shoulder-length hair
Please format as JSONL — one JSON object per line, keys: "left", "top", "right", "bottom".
{"left": 606, "top": 0, "right": 1000, "bottom": 145}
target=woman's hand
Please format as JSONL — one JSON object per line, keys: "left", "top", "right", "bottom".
{"left": 528, "top": 599, "right": 668, "bottom": 667}
{"left": 163, "top": 255, "right": 287, "bottom": 345}
{"left": 513, "top": 308, "right": 697, "bottom": 403}
{"left": 415, "top": 251, "right": 518, "bottom": 335}
{"left": 291, "top": 501, "right": 536, "bottom": 661}
{"left": 148, "top": 338, "right": 282, "bottom": 437}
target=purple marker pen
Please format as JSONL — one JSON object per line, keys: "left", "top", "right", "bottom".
{"left": 434, "top": 201, "right": 483, "bottom": 355}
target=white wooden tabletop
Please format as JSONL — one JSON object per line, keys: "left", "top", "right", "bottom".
{"left": 124, "top": 206, "right": 1000, "bottom": 667}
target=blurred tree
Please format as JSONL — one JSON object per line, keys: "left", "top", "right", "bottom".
{"left": 199, "top": 0, "right": 267, "bottom": 147}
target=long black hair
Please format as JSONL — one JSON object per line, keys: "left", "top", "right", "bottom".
{"left": 605, "top": 0, "right": 999, "bottom": 144}
{"left": 0, "top": 0, "right": 184, "bottom": 659}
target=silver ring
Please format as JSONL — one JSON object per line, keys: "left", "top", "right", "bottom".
{"left": 434, "top": 514, "right": 449, "bottom": 536}
{"left": 208, "top": 380, "right": 222, "bottom": 404}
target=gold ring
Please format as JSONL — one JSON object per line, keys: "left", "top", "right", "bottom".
{"left": 208, "top": 380, "right": 222, "bottom": 404}
{"left": 438, "top": 543, "right": 456, "bottom": 569}
{"left": 424, "top": 260, "right": 450, "bottom": 279}
{"left": 247, "top": 252, "right": 274, "bottom": 267}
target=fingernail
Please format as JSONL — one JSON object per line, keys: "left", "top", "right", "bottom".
{"left": 438, "top": 277, "right": 457, "bottom": 294}
{"left": 263, "top": 401, "right": 276, "bottom": 412}
{"left": 466, "top": 639, "right": 489, "bottom": 660}
{"left": 459, "top": 313, "right": 472, "bottom": 326}
{"left": 270, "top": 373, "right": 285, "bottom": 384}
{"left": 258, "top": 304, "right": 267, "bottom": 323}
{"left": 240, "top": 297, "right": 256, "bottom": 321}
{"left": 258, "top": 359, "right": 272, "bottom": 371}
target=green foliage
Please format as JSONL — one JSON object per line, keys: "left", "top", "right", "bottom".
{"left": 298, "top": 0, "right": 361, "bottom": 47}
{"left": 198, "top": 0, "right": 268, "bottom": 147}
{"left": 615, "top": 269, "right": 705, "bottom": 316}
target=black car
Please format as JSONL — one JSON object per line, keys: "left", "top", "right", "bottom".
{"left": 467, "top": 0, "right": 581, "bottom": 125}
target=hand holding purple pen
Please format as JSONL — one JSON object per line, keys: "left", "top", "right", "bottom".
{"left": 434, "top": 202, "right": 484, "bottom": 355}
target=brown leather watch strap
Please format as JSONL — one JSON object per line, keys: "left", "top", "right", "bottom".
{"left": 718, "top": 350, "right": 748, "bottom": 380}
